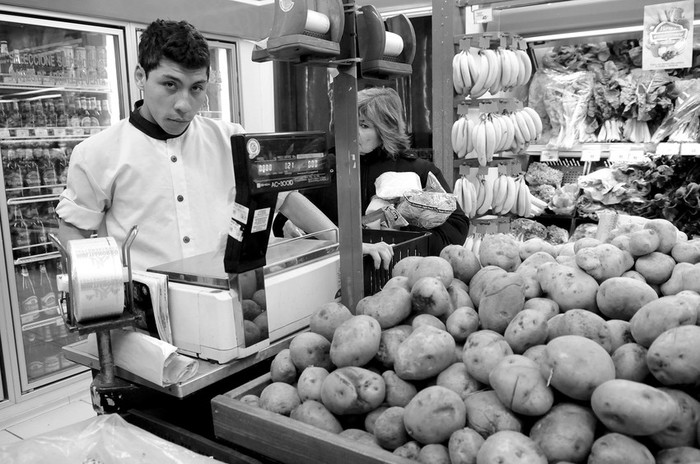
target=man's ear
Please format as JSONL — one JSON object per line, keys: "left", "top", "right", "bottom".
{"left": 134, "top": 65, "right": 145, "bottom": 89}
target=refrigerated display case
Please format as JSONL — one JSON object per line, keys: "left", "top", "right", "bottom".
{"left": 0, "top": 12, "right": 128, "bottom": 396}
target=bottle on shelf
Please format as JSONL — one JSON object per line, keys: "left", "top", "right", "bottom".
{"left": 44, "top": 99, "right": 57, "bottom": 127}
{"left": 19, "top": 100, "right": 34, "bottom": 128}
{"left": 22, "top": 146, "right": 42, "bottom": 196}
{"left": 43, "top": 203, "right": 60, "bottom": 243}
{"left": 79, "top": 97, "right": 92, "bottom": 127}
{"left": 42, "top": 323, "right": 61, "bottom": 374}
{"left": 18, "top": 264, "right": 39, "bottom": 322}
{"left": 0, "top": 40, "right": 11, "bottom": 74}
{"left": 99, "top": 99, "right": 112, "bottom": 126}
{"left": 37, "top": 262, "right": 58, "bottom": 314}
{"left": 0, "top": 102, "right": 7, "bottom": 128}
{"left": 11, "top": 206, "right": 31, "bottom": 257}
{"left": 88, "top": 97, "right": 100, "bottom": 126}
{"left": 39, "top": 146, "right": 59, "bottom": 195}
{"left": 28, "top": 205, "right": 48, "bottom": 253}
{"left": 55, "top": 97, "right": 68, "bottom": 127}
{"left": 33, "top": 100, "right": 47, "bottom": 128}
{"left": 55, "top": 143, "right": 70, "bottom": 185}
{"left": 7, "top": 101, "right": 21, "bottom": 129}
{"left": 24, "top": 330, "right": 45, "bottom": 380}
{"left": 3, "top": 145, "right": 23, "bottom": 196}
{"left": 68, "top": 97, "right": 81, "bottom": 128}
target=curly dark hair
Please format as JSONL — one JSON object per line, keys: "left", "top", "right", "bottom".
{"left": 138, "top": 19, "right": 210, "bottom": 77}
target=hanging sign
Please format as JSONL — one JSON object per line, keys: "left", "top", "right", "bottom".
{"left": 643, "top": 0, "right": 694, "bottom": 70}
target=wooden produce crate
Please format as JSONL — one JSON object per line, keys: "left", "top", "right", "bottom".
{"left": 211, "top": 373, "right": 416, "bottom": 464}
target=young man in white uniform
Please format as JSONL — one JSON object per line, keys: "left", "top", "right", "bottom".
{"left": 57, "top": 19, "right": 335, "bottom": 271}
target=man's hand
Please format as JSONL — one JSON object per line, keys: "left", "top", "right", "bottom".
{"left": 362, "top": 241, "right": 394, "bottom": 270}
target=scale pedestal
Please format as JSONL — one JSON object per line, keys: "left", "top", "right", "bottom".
{"left": 51, "top": 227, "right": 142, "bottom": 414}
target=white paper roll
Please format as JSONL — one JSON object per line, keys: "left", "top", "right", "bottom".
{"left": 305, "top": 10, "right": 331, "bottom": 34}
{"left": 68, "top": 237, "right": 125, "bottom": 322}
{"left": 383, "top": 31, "right": 404, "bottom": 57}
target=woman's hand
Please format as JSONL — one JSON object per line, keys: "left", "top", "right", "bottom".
{"left": 362, "top": 241, "right": 394, "bottom": 270}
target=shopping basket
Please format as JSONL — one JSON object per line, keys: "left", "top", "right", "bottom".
{"left": 362, "top": 229, "right": 431, "bottom": 296}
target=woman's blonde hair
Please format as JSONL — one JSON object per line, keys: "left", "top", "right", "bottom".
{"left": 358, "top": 87, "right": 411, "bottom": 159}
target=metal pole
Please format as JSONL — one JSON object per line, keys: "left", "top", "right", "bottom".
{"left": 95, "top": 330, "right": 115, "bottom": 385}
{"left": 334, "top": 0, "right": 364, "bottom": 312}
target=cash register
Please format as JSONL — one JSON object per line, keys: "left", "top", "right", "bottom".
{"left": 146, "top": 131, "right": 341, "bottom": 364}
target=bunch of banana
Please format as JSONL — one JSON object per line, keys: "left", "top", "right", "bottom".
{"left": 451, "top": 116, "right": 475, "bottom": 158}
{"left": 451, "top": 46, "right": 533, "bottom": 98}
{"left": 503, "top": 175, "right": 535, "bottom": 217}
{"left": 473, "top": 116, "right": 497, "bottom": 166}
{"left": 453, "top": 175, "right": 478, "bottom": 219}
{"left": 490, "top": 173, "right": 518, "bottom": 215}
{"left": 508, "top": 107, "right": 543, "bottom": 153}
{"left": 622, "top": 118, "right": 652, "bottom": 143}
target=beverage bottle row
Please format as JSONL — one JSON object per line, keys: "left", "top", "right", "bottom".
{"left": 24, "top": 321, "right": 80, "bottom": 381}
{"left": 10, "top": 203, "right": 60, "bottom": 257}
{"left": 17, "top": 260, "right": 61, "bottom": 324}
{"left": 3, "top": 140, "right": 72, "bottom": 197}
{"left": 0, "top": 40, "right": 109, "bottom": 87}
{"left": 0, "top": 94, "right": 112, "bottom": 130}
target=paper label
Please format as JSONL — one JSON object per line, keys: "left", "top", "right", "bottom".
{"left": 34, "top": 128, "right": 48, "bottom": 137}
{"left": 15, "top": 129, "right": 29, "bottom": 138}
{"left": 608, "top": 145, "right": 630, "bottom": 163}
{"left": 681, "top": 142, "right": 700, "bottom": 156}
{"left": 581, "top": 147, "right": 601, "bottom": 161}
{"left": 656, "top": 142, "right": 680, "bottom": 155}
{"left": 230, "top": 202, "right": 248, "bottom": 224}
{"left": 643, "top": 0, "right": 694, "bottom": 70}
{"left": 473, "top": 7, "right": 493, "bottom": 24}
{"left": 540, "top": 149, "right": 559, "bottom": 162}
{"left": 0, "top": 129, "right": 10, "bottom": 138}
{"left": 228, "top": 220, "right": 243, "bottom": 241}
{"left": 251, "top": 208, "right": 271, "bottom": 233}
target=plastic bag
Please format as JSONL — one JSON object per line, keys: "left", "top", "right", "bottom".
{"left": 374, "top": 171, "right": 422, "bottom": 201}
{"left": 544, "top": 70, "right": 595, "bottom": 149}
{"left": 548, "top": 183, "right": 580, "bottom": 215}
{"left": 396, "top": 189, "right": 456, "bottom": 229}
{"left": 0, "top": 414, "right": 222, "bottom": 464}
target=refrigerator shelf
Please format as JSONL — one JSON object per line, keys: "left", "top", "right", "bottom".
{"left": 0, "top": 127, "right": 102, "bottom": 139}
{"left": 14, "top": 250, "right": 60, "bottom": 266}
{"left": 7, "top": 192, "right": 63, "bottom": 204}
{"left": 20, "top": 307, "right": 61, "bottom": 329}
{"left": 0, "top": 81, "right": 112, "bottom": 94}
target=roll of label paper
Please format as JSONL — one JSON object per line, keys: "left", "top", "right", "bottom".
{"left": 383, "top": 31, "right": 404, "bottom": 57}
{"left": 305, "top": 10, "right": 331, "bottom": 34}
{"left": 68, "top": 237, "right": 125, "bottom": 322}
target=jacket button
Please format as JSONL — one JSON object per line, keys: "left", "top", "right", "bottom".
{"left": 177, "top": 195, "right": 184, "bottom": 202}
{"left": 183, "top": 236, "right": 190, "bottom": 243}
{"left": 171, "top": 155, "right": 177, "bottom": 162}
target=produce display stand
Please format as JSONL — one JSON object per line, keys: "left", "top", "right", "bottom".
{"left": 211, "top": 374, "right": 415, "bottom": 464}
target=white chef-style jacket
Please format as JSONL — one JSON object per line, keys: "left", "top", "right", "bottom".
{"left": 56, "top": 101, "right": 245, "bottom": 271}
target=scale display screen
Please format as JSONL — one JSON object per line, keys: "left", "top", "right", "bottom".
{"left": 232, "top": 131, "right": 331, "bottom": 195}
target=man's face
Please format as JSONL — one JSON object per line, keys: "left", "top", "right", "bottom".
{"left": 135, "top": 58, "right": 209, "bottom": 135}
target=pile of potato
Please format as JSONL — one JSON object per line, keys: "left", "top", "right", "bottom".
{"left": 239, "top": 217, "right": 700, "bottom": 464}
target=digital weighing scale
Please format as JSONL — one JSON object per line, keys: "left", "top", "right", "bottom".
{"left": 145, "top": 131, "right": 341, "bottom": 364}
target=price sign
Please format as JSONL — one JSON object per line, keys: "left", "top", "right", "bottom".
{"left": 656, "top": 142, "right": 680, "bottom": 156}
{"left": 0, "top": 129, "right": 10, "bottom": 138}
{"left": 15, "top": 129, "right": 29, "bottom": 138}
{"left": 53, "top": 128, "right": 66, "bottom": 137}
{"left": 608, "top": 145, "right": 630, "bottom": 163}
{"left": 628, "top": 148, "right": 646, "bottom": 163}
{"left": 581, "top": 146, "right": 601, "bottom": 162}
{"left": 540, "top": 149, "right": 559, "bottom": 162}
{"left": 473, "top": 7, "right": 493, "bottom": 23}
{"left": 34, "top": 128, "right": 48, "bottom": 138}
{"left": 681, "top": 143, "right": 700, "bottom": 156}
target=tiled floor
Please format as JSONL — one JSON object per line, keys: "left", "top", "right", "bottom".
{"left": 0, "top": 392, "right": 95, "bottom": 446}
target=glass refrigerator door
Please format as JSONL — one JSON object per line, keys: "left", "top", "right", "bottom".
{"left": 0, "top": 13, "right": 127, "bottom": 392}
{"left": 200, "top": 39, "right": 242, "bottom": 124}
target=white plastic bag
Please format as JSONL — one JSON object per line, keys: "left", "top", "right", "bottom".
{"left": 0, "top": 414, "right": 222, "bottom": 464}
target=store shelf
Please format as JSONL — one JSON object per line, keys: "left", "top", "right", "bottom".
{"left": 525, "top": 143, "right": 651, "bottom": 160}
{"left": 0, "top": 126, "right": 103, "bottom": 139}
{"left": 0, "top": 80, "right": 111, "bottom": 93}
